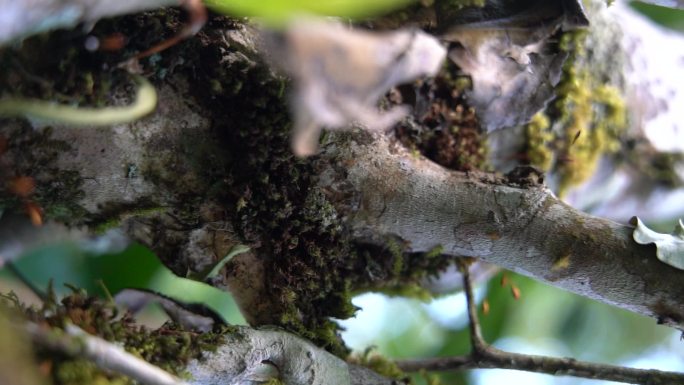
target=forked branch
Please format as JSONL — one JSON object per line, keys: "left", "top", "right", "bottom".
{"left": 395, "top": 262, "right": 684, "bottom": 384}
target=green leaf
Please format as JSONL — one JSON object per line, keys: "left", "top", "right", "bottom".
{"left": 8, "top": 242, "right": 246, "bottom": 325}
{"left": 631, "top": 216, "right": 684, "bottom": 270}
{"left": 204, "top": 0, "right": 416, "bottom": 24}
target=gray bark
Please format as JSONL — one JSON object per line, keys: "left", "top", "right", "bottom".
{"left": 187, "top": 327, "right": 394, "bottom": 385}
{"left": 318, "top": 130, "right": 684, "bottom": 329}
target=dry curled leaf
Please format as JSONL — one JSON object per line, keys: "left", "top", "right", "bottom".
{"left": 441, "top": 0, "right": 589, "bottom": 132}
{"left": 277, "top": 19, "right": 447, "bottom": 156}
{"left": 631, "top": 216, "right": 684, "bottom": 270}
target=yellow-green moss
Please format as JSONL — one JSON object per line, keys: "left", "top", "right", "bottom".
{"left": 531, "top": 30, "right": 628, "bottom": 196}
{"left": 348, "top": 348, "right": 407, "bottom": 380}
{"left": 524, "top": 112, "right": 554, "bottom": 171}
{"left": 91, "top": 204, "right": 165, "bottom": 234}
{"left": 263, "top": 378, "right": 285, "bottom": 385}
{"left": 378, "top": 283, "right": 433, "bottom": 302}
{"left": 424, "top": 244, "right": 444, "bottom": 259}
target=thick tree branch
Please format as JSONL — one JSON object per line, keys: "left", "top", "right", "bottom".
{"left": 185, "top": 327, "right": 395, "bottom": 385}
{"left": 395, "top": 263, "right": 684, "bottom": 384}
{"left": 317, "top": 131, "right": 684, "bottom": 329}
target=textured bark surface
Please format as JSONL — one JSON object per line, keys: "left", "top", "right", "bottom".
{"left": 318, "top": 131, "right": 684, "bottom": 328}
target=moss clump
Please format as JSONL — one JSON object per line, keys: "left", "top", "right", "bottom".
{"left": 369, "top": 0, "right": 485, "bottom": 30}
{"left": 178, "top": 20, "right": 360, "bottom": 355}
{"left": 2, "top": 290, "right": 230, "bottom": 385}
{"left": 348, "top": 348, "right": 408, "bottom": 380}
{"left": 524, "top": 112, "right": 554, "bottom": 171}
{"left": 354, "top": 244, "right": 453, "bottom": 302}
{"left": 395, "top": 61, "right": 488, "bottom": 172}
{"left": 87, "top": 202, "right": 166, "bottom": 234}
{"left": 524, "top": 30, "right": 628, "bottom": 196}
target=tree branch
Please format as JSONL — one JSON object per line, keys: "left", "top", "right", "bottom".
{"left": 23, "top": 321, "right": 189, "bottom": 385}
{"left": 395, "top": 263, "right": 684, "bottom": 384}
{"left": 317, "top": 131, "right": 684, "bottom": 329}
{"left": 185, "top": 327, "right": 395, "bottom": 385}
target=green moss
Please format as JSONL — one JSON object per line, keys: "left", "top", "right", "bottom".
{"left": 424, "top": 244, "right": 444, "bottom": 259}
{"left": 0, "top": 124, "right": 86, "bottom": 224}
{"left": 525, "top": 30, "right": 628, "bottom": 196}
{"left": 349, "top": 348, "right": 408, "bottom": 380}
{"left": 524, "top": 112, "right": 554, "bottom": 171}
{"left": 54, "top": 360, "right": 129, "bottom": 385}
{"left": 179, "top": 24, "right": 360, "bottom": 355}
{"left": 263, "top": 378, "right": 285, "bottom": 385}
{"left": 2, "top": 290, "right": 232, "bottom": 385}
{"left": 378, "top": 283, "right": 433, "bottom": 302}
{"left": 89, "top": 204, "right": 165, "bottom": 234}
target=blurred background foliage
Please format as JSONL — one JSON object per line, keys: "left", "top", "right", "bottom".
{"left": 630, "top": 1, "right": 684, "bottom": 31}
{"left": 1, "top": 0, "right": 684, "bottom": 384}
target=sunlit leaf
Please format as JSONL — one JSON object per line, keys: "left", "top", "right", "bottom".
{"left": 204, "top": 0, "right": 416, "bottom": 24}
{"left": 8, "top": 242, "right": 246, "bottom": 325}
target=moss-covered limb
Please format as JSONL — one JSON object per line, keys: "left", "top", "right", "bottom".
{"left": 1, "top": 10, "right": 456, "bottom": 358}
{"left": 3, "top": 291, "right": 396, "bottom": 385}
{"left": 24, "top": 322, "right": 189, "bottom": 385}
{"left": 317, "top": 130, "right": 684, "bottom": 330}
{"left": 1, "top": 290, "right": 231, "bottom": 385}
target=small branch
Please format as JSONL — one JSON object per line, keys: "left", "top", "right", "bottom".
{"left": 23, "top": 321, "right": 189, "bottom": 385}
{"left": 459, "top": 260, "right": 486, "bottom": 354}
{"left": 395, "top": 264, "right": 684, "bottom": 384}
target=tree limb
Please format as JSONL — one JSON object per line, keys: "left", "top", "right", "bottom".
{"left": 23, "top": 321, "right": 190, "bottom": 385}
{"left": 395, "top": 262, "right": 684, "bottom": 384}
{"left": 317, "top": 131, "right": 684, "bottom": 329}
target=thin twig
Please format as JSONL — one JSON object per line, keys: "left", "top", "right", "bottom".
{"left": 23, "top": 321, "right": 189, "bottom": 385}
{"left": 396, "top": 265, "right": 684, "bottom": 384}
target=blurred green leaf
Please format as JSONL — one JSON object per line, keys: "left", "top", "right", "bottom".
{"left": 204, "top": 0, "right": 416, "bottom": 24}
{"left": 630, "top": 1, "right": 684, "bottom": 32}
{"left": 7, "top": 242, "right": 246, "bottom": 325}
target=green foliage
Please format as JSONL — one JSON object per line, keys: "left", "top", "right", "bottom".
{"left": 204, "top": 0, "right": 417, "bottom": 23}
{"left": 8, "top": 242, "right": 246, "bottom": 325}
{"left": 2, "top": 291, "right": 233, "bottom": 385}
{"left": 630, "top": 1, "right": 684, "bottom": 31}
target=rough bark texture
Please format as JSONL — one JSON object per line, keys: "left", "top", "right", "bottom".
{"left": 318, "top": 130, "right": 684, "bottom": 328}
